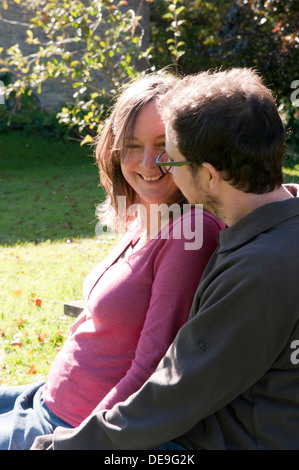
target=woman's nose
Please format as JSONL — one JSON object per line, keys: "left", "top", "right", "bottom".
{"left": 139, "top": 148, "right": 157, "bottom": 169}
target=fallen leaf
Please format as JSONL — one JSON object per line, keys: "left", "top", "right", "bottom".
{"left": 37, "top": 332, "right": 47, "bottom": 342}
{"left": 26, "top": 364, "right": 38, "bottom": 374}
{"left": 12, "top": 290, "right": 22, "bottom": 297}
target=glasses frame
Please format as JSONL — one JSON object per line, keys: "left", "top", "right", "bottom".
{"left": 156, "top": 150, "right": 192, "bottom": 176}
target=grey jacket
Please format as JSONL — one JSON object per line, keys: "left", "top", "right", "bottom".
{"left": 33, "top": 186, "right": 299, "bottom": 450}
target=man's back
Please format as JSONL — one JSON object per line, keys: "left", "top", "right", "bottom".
{"left": 181, "top": 189, "right": 299, "bottom": 449}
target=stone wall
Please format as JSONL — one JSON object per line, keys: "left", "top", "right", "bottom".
{"left": 0, "top": 0, "right": 150, "bottom": 110}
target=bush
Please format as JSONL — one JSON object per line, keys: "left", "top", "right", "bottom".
{"left": 0, "top": 0, "right": 150, "bottom": 142}
{"left": 0, "top": 0, "right": 298, "bottom": 153}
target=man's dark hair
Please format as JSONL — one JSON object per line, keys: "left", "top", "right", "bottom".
{"left": 158, "top": 68, "right": 285, "bottom": 194}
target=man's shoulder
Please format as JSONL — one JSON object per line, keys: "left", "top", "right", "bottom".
{"left": 203, "top": 214, "right": 299, "bottom": 289}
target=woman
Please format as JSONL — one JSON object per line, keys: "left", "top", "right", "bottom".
{"left": 0, "top": 72, "right": 225, "bottom": 450}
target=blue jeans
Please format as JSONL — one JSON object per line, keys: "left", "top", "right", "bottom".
{"left": 0, "top": 381, "right": 72, "bottom": 450}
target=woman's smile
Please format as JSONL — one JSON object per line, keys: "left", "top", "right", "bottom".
{"left": 121, "top": 100, "right": 180, "bottom": 209}
{"left": 139, "top": 173, "right": 164, "bottom": 182}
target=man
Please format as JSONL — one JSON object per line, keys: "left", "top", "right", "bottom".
{"left": 33, "top": 68, "right": 299, "bottom": 450}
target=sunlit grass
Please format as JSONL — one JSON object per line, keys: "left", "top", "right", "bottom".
{"left": 0, "top": 236, "right": 118, "bottom": 385}
{"left": 0, "top": 129, "right": 115, "bottom": 384}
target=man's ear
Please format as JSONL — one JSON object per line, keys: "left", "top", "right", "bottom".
{"left": 202, "top": 162, "right": 221, "bottom": 190}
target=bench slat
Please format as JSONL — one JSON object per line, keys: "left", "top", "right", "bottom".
{"left": 64, "top": 300, "right": 85, "bottom": 318}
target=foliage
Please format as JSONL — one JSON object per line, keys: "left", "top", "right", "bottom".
{"left": 0, "top": 0, "right": 151, "bottom": 143}
{"left": 0, "top": 0, "right": 298, "bottom": 151}
{"left": 150, "top": 0, "right": 298, "bottom": 96}
{"left": 0, "top": 93, "right": 70, "bottom": 138}
{"left": 148, "top": 0, "right": 186, "bottom": 72}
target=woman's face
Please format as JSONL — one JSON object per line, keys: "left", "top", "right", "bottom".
{"left": 121, "top": 100, "right": 180, "bottom": 210}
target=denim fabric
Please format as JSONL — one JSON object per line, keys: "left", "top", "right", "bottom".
{"left": 0, "top": 382, "right": 72, "bottom": 450}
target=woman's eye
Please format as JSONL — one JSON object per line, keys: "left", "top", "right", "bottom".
{"left": 126, "top": 145, "right": 142, "bottom": 150}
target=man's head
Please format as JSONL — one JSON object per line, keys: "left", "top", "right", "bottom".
{"left": 158, "top": 68, "right": 285, "bottom": 195}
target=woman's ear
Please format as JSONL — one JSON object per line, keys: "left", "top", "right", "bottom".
{"left": 201, "top": 162, "right": 221, "bottom": 190}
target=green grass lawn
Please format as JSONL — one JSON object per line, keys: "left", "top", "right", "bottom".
{"left": 0, "top": 237, "right": 117, "bottom": 385}
{"left": 0, "top": 130, "right": 106, "bottom": 245}
{"left": 0, "top": 129, "right": 298, "bottom": 386}
{"left": 0, "top": 129, "right": 118, "bottom": 385}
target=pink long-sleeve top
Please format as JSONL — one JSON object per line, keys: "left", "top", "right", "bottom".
{"left": 43, "top": 208, "right": 225, "bottom": 427}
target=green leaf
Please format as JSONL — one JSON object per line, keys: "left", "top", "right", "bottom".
{"left": 175, "top": 6, "right": 185, "bottom": 15}
{"left": 162, "top": 13, "right": 174, "bottom": 20}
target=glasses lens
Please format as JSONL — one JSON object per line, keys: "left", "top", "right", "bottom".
{"left": 159, "top": 151, "right": 171, "bottom": 173}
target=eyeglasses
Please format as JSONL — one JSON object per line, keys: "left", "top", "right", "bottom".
{"left": 156, "top": 150, "right": 192, "bottom": 176}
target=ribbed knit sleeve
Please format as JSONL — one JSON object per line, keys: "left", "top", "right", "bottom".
{"left": 93, "top": 210, "right": 224, "bottom": 412}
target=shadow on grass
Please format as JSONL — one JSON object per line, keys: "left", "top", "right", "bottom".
{"left": 0, "top": 130, "right": 106, "bottom": 246}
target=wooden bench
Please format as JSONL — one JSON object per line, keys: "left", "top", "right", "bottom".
{"left": 64, "top": 300, "right": 85, "bottom": 318}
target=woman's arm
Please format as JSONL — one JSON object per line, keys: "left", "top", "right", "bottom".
{"left": 93, "top": 210, "right": 223, "bottom": 412}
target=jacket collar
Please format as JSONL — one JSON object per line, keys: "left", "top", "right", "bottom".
{"left": 218, "top": 196, "right": 299, "bottom": 253}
